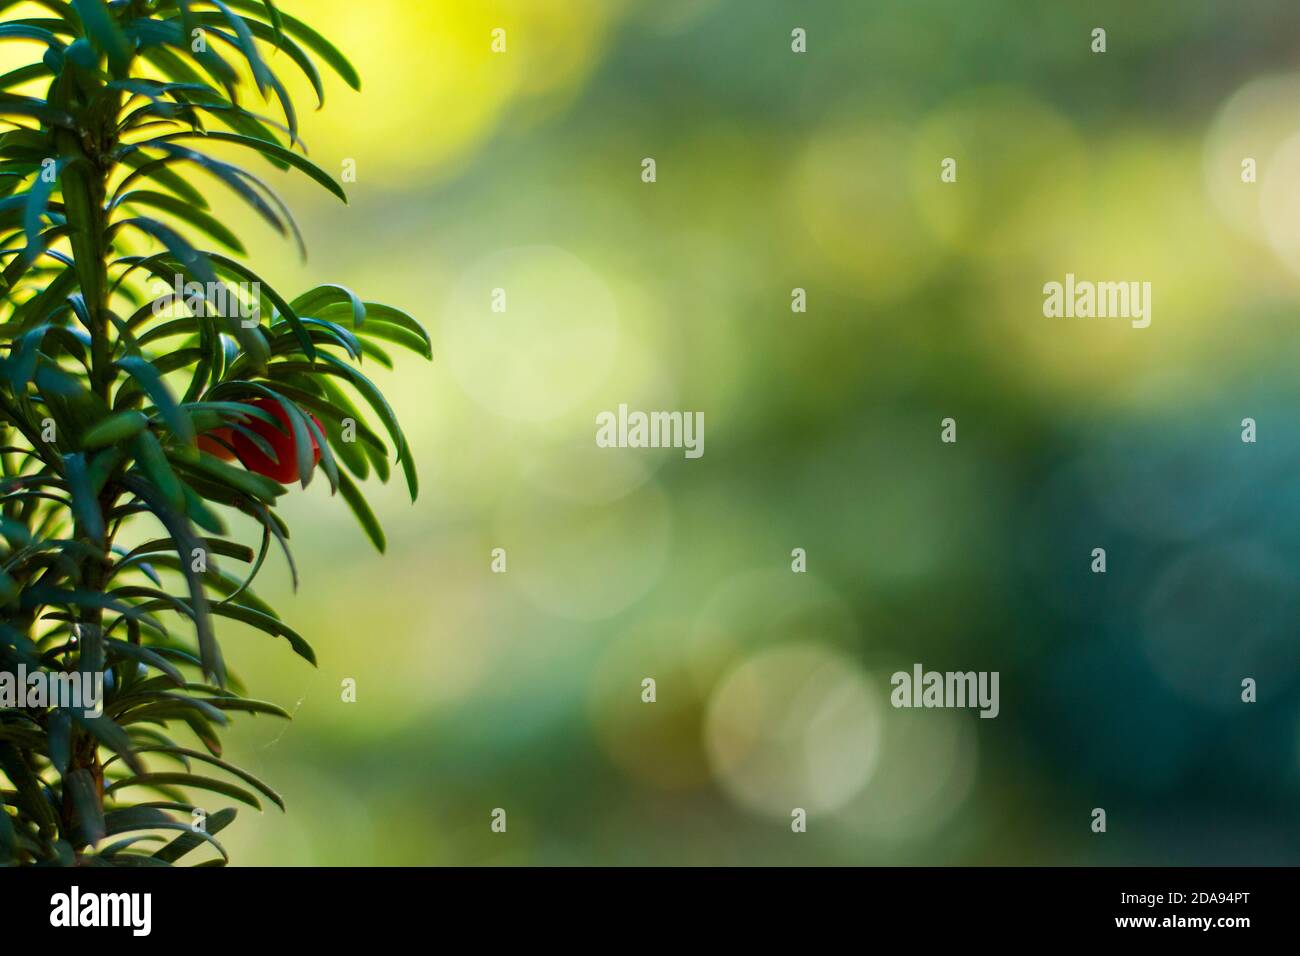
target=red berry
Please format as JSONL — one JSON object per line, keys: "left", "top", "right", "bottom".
{"left": 197, "top": 426, "right": 237, "bottom": 461}
{"left": 230, "top": 398, "right": 322, "bottom": 484}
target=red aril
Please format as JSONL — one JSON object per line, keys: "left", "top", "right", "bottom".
{"left": 230, "top": 398, "right": 322, "bottom": 484}
{"left": 197, "top": 426, "right": 237, "bottom": 461}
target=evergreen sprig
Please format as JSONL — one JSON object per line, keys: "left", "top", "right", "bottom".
{"left": 0, "top": 0, "right": 428, "bottom": 866}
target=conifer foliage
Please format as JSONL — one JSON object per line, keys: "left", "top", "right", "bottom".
{"left": 0, "top": 0, "right": 428, "bottom": 865}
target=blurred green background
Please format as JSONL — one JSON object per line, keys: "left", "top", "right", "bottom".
{"left": 96, "top": 0, "right": 1300, "bottom": 864}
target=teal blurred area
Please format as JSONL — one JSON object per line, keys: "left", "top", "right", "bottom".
{"left": 176, "top": 0, "right": 1300, "bottom": 864}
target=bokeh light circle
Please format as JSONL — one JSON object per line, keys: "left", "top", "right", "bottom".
{"left": 705, "top": 644, "right": 883, "bottom": 818}
{"left": 835, "top": 702, "right": 978, "bottom": 845}
{"left": 1203, "top": 73, "right": 1300, "bottom": 243}
{"left": 441, "top": 245, "right": 619, "bottom": 421}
